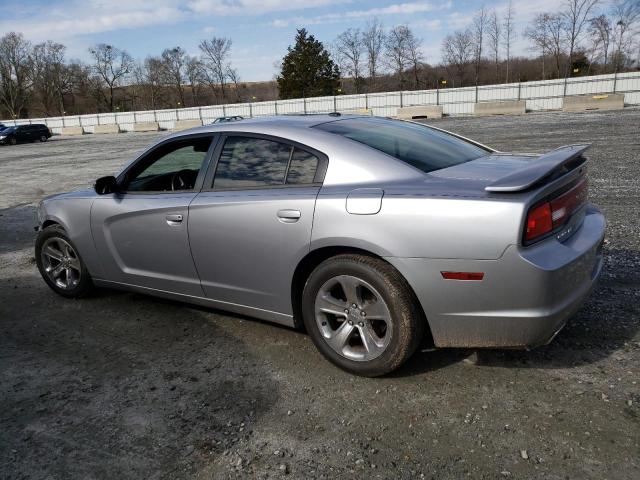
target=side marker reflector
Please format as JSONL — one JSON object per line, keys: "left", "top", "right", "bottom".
{"left": 441, "top": 271, "right": 485, "bottom": 281}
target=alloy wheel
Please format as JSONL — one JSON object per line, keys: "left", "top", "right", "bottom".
{"left": 314, "top": 275, "right": 393, "bottom": 361}
{"left": 40, "top": 237, "right": 82, "bottom": 290}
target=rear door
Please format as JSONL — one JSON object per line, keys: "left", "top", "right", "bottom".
{"left": 189, "top": 134, "right": 327, "bottom": 315}
{"left": 17, "top": 126, "right": 31, "bottom": 142}
{"left": 91, "top": 134, "right": 216, "bottom": 296}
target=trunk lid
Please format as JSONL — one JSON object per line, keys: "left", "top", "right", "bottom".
{"left": 428, "top": 145, "right": 588, "bottom": 191}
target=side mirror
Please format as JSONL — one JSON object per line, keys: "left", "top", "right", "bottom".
{"left": 94, "top": 176, "right": 118, "bottom": 195}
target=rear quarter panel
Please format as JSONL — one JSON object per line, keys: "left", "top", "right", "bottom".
{"left": 311, "top": 188, "right": 524, "bottom": 260}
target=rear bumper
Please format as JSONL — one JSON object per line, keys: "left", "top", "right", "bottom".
{"left": 388, "top": 205, "right": 605, "bottom": 348}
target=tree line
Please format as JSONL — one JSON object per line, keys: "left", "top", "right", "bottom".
{"left": 0, "top": 0, "right": 638, "bottom": 119}
{"left": 0, "top": 34, "right": 247, "bottom": 119}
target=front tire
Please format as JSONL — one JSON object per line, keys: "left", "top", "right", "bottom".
{"left": 36, "top": 225, "right": 94, "bottom": 298}
{"left": 40, "top": 135, "right": 48, "bottom": 142}
{"left": 302, "top": 254, "right": 424, "bottom": 376}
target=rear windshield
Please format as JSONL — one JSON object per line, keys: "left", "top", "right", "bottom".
{"left": 314, "top": 117, "right": 489, "bottom": 173}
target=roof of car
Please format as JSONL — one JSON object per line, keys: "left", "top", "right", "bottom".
{"left": 197, "top": 114, "right": 365, "bottom": 132}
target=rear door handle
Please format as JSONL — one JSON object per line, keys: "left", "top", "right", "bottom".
{"left": 166, "top": 214, "right": 183, "bottom": 225}
{"left": 277, "top": 209, "right": 301, "bottom": 223}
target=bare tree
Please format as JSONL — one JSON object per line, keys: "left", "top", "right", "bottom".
{"left": 185, "top": 56, "right": 205, "bottom": 106}
{"left": 0, "top": 32, "right": 33, "bottom": 118}
{"left": 525, "top": 13, "right": 562, "bottom": 79}
{"left": 405, "top": 30, "right": 423, "bottom": 89}
{"left": 610, "top": 0, "right": 640, "bottom": 72}
{"left": 31, "top": 41, "right": 68, "bottom": 115}
{"left": 134, "top": 57, "right": 165, "bottom": 110}
{"left": 88, "top": 43, "right": 133, "bottom": 112}
{"left": 226, "top": 66, "right": 242, "bottom": 102}
{"left": 588, "top": 15, "right": 612, "bottom": 71}
{"left": 561, "top": 0, "right": 600, "bottom": 76}
{"left": 472, "top": 7, "right": 487, "bottom": 86}
{"left": 199, "top": 37, "right": 233, "bottom": 102}
{"left": 503, "top": 0, "right": 516, "bottom": 82}
{"left": 335, "top": 28, "right": 365, "bottom": 93}
{"left": 384, "top": 25, "right": 414, "bottom": 89}
{"left": 160, "top": 47, "right": 187, "bottom": 107}
{"left": 442, "top": 30, "right": 474, "bottom": 86}
{"left": 545, "top": 14, "right": 567, "bottom": 78}
{"left": 487, "top": 10, "right": 501, "bottom": 82}
{"left": 362, "top": 18, "right": 385, "bottom": 90}
{"left": 64, "top": 61, "right": 93, "bottom": 115}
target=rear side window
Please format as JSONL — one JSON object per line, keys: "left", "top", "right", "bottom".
{"left": 287, "top": 149, "right": 319, "bottom": 184}
{"left": 314, "top": 117, "right": 489, "bottom": 174}
{"left": 213, "top": 136, "right": 320, "bottom": 189}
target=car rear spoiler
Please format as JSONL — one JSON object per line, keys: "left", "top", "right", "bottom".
{"left": 485, "top": 144, "right": 591, "bottom": 193}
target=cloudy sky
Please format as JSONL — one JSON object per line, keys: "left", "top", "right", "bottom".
{"left": 0, "top": 0, "right": 612, "bottom": 82}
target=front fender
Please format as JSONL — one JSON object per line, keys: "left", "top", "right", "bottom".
{"left": 38, "top": 195, "right": 103, "bottom": 278}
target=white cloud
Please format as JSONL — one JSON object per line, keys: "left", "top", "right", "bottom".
{"left": 0, "top": 0, "right": 352, "bottom": 42}
{"left": 186, "top": 0, "right": 351, "bottom": 16}
{"left": 409, "top": 18, "right": 442, "bottom": 30}
{"left": 0, "top": 2, "right": 187, "bottom": 41}
{"left": 270, "top": 1, "right": 449, "bottom": 27}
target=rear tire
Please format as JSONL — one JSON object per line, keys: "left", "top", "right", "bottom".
{"left": 40, "top": 135, "right": 47, "bottom": 142}
{"left": 36, "top": 225, "right": 94, "bottom": 298}
{"left": 302, "top": 254, "right": 424, "bottom": 376}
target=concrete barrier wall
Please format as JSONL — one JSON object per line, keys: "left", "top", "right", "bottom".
{"left": 562, "top": 93, "right": 624, "bottom": 112}
{"left": 474, "top": 100, "right": 526, "bottom": 116}
{"left": 94, "top": 124, "right": 121, "bottom": 134}
{"left": 173, "top": 119, "right": 203, "bottom": 130}
{"left": 133, "top": 122, "right": 160, "bottom": 132}
{"left": 60, "top": 127, "right": 84, "bottom": 136}
{"left": 5, "top": 72, "right": 639, "bottom": 129}
{"left": 397, "top": 106, "right": 443, "bottom": 119}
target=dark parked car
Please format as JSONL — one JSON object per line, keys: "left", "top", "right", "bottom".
{"left": 211, "top": 116, "right": 244, "bottom": 124}
{"left": 0, "top": 124, "right": 51, "bottom": 145}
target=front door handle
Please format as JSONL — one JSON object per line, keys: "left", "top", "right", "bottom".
{"left": 166, "top": 214, "right": 183, "bottom": 225}
{"left": 277, "top": 209, "right": 301, "bottom": 223}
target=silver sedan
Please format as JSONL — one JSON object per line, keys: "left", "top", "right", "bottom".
{"left": 35, "top": 115, "right": 605, "bottom": 376}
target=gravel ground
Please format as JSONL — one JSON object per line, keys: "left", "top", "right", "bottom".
{"left": 1, "top": 110, "right": 639, "bottom": 479}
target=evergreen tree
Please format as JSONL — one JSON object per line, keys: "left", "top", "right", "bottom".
{"left": 277, "top": 29, "right": 340, "bottom": 100}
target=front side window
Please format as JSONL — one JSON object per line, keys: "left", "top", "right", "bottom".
{"left": 125, "top": 137, "right": 212, "bottom": 192}
{"left": 213, "top": 136, "right": 320, "bottom": 189}
{"left": 314, "top": 117, "right": 489, "bottom": 174}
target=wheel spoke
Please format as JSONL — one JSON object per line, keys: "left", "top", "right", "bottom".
{"left": 359, "top": 322, "right": 384, "bottom": 354}
{"left": 338, "top": 276, "right": 361, "bottom": 307}
{"left": 65, "top": 268, "right": 77, "bottom": 286}
{"left": 316, "top": 294, "right": 348, "bottom": 316}
{"left": 68, "top": 257, "right": 81, "bottom": 271}
{"left": 62, "top": 242, "right": 73, "bottom": 258}
{"left": 326, "top": 321, "right": 355, "bottom": 352}
{"left": 43, "top": 245, "right": 63, "bottom": 262}
{"left": 363, "top": 299, "right": 389, "bottom": 320}
{"left": 48, "top": 264, "right": 64, "bottom": 278}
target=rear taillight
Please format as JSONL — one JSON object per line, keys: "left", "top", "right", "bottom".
{"left": 549, "top": 178, "right": 588, "bottom": 227}
{"left": 525, "top": 178, "right": 588, "bottom": 244}
{"left": 525, "top": 203, "right": 553, "bottom": 242}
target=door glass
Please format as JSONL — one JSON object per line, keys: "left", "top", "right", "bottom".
{"left": 286, "top": 148, "right": 319, "bottom": 184}
{"left": 125, "top": 137, "right": 212, "bottom": 192}
{"left": 213, "top": 137, "right": 291, "bottom": 189}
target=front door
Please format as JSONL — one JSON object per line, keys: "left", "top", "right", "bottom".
{"left": 91, "top": 134, "right": 215, "bottom": 296}
{"left": 189, "top": 134, "right": 326, "bottom": 315}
